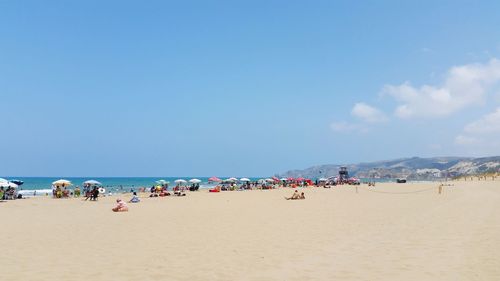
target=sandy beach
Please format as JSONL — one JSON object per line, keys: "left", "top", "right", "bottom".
{"left": 1, "top": 180, "right": 499, "bottom": 281}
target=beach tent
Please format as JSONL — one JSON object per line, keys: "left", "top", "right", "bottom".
{"left": 174, "top": 179, "right": 187, "bottom": 185}
{"left": 240, "top": 178, "right": 251, "bottom": 182}
{"left": 83, "top": 180, "right": 102, "bottom": 186}
{"left": 189, "top": 179, "right": 202, "bottom": 184}
{"left": 52, "top": 179, "right": 72, "bottom": 187}
{"left": 208, "top": 177, "right": 221, "bottom": 183}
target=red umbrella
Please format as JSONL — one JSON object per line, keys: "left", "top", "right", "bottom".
{"left": 272, "top": 176, "right": 280, "bottom": 182}
{"left": 208, "top": 177, "right": 221, "bottom": 182}
{"left": 296, "top": 177, "right": 305, "bottom": 182}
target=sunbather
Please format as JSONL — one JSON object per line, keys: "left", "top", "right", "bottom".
{"left": 285, "top": 190, "right": 301, "bottom": 200}
{"left": 112, "top": 199, "right": 129, "bottom": 212}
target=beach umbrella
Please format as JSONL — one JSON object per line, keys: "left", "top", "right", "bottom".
{"left": 228, "top": 177, "right": 238, "bottom": 182}
{"left": 296, "top": 177, "right": 305, "bottom": 182}
{"left": 272, "top": 176, "right": 280, "bottom": 182}
{"left": 174, "top": 179, "right": 187, "bottom": 185}
{"left": 52, "top": 179, "right": 72, "bottom": 187}
{"left": 318, "top": 178, "right": 327, "bottom": 182}
{"left": 0, "top": 178, "right": 8, "bottom": 183}
{"left": 156, "top": 180, "right": 169, "bottom": 185}
{"left": 189, "top": 179, "right": 202, "bottom": 184}
{"left": 208, "top": 177, "right": 221, "bottom": 182}
{"left": 83, "top": 180, "right": 102, "bottom": 186}
{"left": 265, "top": 178, "right": 274, "bottom": 182}
{"left": 0, "top": 181, "right": 18, "bottom": 188}
{"left": 10, "top": 180, "right": 24, "bottom": 186}
{"left": 240, "top": 178, "right": 251, "bottom": 182}
{"left": 280, "top": 178, "right": 288, "bottom": 181}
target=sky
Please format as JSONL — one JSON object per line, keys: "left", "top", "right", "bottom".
{"left": 1, "top": 0, "right": 500, "bottom": 177}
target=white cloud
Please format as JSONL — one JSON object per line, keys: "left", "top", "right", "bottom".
{"left": 351, "top": 103, "right": 388, "bottom": 123}
{"left": 463, "top": 107, "right": 500, "bottom": 134}
{"left": 455, "top": 108, "right": 500, "bottom": 152}
{"left": 383, "top": 58, "right": 500, "bottom": 119}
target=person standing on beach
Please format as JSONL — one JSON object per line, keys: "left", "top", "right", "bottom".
{"left": 91, "top": 187, "right": 99, "bottom": 201}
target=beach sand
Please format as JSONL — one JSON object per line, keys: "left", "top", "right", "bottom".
{"left": 1, "top": 180, "right": 499, "bottom": 281}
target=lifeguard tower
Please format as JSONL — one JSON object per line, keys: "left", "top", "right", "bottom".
{"left": 339, "top": 166, "right": 349, "bottom": 183}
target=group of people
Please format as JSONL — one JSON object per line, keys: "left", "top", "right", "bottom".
{"left": 52, "top": 186, "right": 74, "bottom": 198}
{"left": 0, "top": 186, "right": 16, "bottom": 200}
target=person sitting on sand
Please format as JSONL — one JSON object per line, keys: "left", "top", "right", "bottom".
{"left": 299, "top": 192, "right": 305, "bottom": 200}
{"left": 112, "top": 199, "right": 129, "bottom": 212}
{"left": 285, "top": 190, "right": 301, "bottom": 200}
{"left": 74, "top": 186, "right": 81, "bottom": 197}
{"left": 129, "top": 192, "right": 140, "bottom": 203}
{"left": 159, "top": 189, "right": 170, "bottom": 197}
{"left": 173, "top": 190, "right": 186, "bottom": 196}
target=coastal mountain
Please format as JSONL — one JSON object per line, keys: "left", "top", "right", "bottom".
{"left": 279, "top": 156, "right": 500, "bottom": 180}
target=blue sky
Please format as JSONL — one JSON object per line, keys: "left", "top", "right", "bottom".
{"left": 1, "top": 0, "right": 500, "bottom": 176}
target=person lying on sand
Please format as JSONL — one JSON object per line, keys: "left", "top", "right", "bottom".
{"left": 112, "top": 199, "right": 129, "bottom": 212}
{"left": 285, "top": 190, "right": 301, "bottom": 200}
{"left": 173, "top": 190, "right": 186, "bottom": 196}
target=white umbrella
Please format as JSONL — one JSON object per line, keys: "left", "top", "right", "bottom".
{"left": 0, "top": 181, "right": 18, "bottom": 188}
{"left": 265, "top": 178, "right": 274, "bottom": 182}
{"left": 83, "top": 180, "right": 102, "bottom": 186}
{"left": 0, "top": 178, "right": 8, "bottom": 183}
{"left": 189, "top": 179, "right": 202, "bottom": 184}
{"left": 156, "top": 180, "right": 169, "bottom": 185}
{"left": 228, "top": 177, "right": 238, "bottom": 182}
{"left": 280, "top": 178, "right": 288, "bottom": 181}
{"left": 240, "top": 178, "right": 251, "bottom": 182}
{"left": 52, "top": 179, "right": 72, "bottom": 186}
{"left": 318, "top": 178, "right": 327, "bottom": 182}
{"left": 174, "top": 179, "right": 187, "bottom": 184}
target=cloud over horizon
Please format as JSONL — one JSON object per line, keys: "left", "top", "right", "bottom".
{"left": 455, "top": 107, "right": 500, "bottom": 150}
{"left": 382, "top": 58, "right": 500, "bottom": 119}
{"left": 351, "top": 103, "right": 388, "bottom": 123}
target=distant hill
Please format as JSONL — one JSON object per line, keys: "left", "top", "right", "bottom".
{"left": 279, "top": 156, "right": 500, "bottom": 180}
